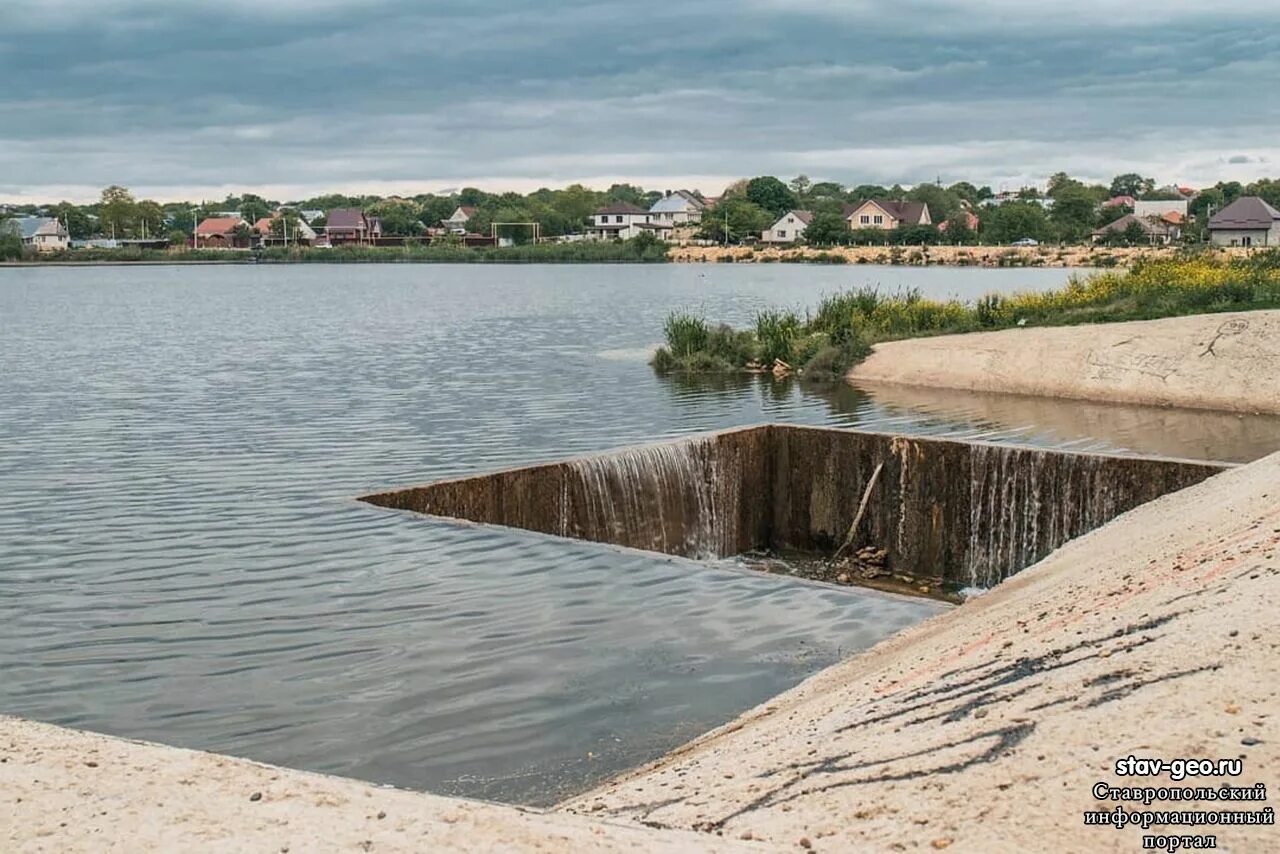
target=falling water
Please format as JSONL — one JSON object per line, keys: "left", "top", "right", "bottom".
{"left": 566, "top": 436, "right": 731, "bottom": 559}
{"left": 966, "top": 443, "right": 1117, "bottom": 588}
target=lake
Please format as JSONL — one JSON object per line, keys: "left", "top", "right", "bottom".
{"left": 2, "top": 263, "right": 1277, "bottom": 805}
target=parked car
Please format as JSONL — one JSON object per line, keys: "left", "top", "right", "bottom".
{"left": 1011, "top": 237, "right": 1039, "bottom": 247}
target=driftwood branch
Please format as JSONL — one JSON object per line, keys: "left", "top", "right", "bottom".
{"left": 834, "top": 462, "right": 884, "bottom": 560}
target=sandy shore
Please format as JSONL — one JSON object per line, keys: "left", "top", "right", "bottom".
{"left": 849, "top": 310, "right": 1280, "bottom": 414}
{"left": 561, "top": 452, "right": 1280, "bottom": 851}
{"left": 0, "top": 717, "right": 752, "bottom": 853}
{"left": 670, "top": 244, "right": 1260, "bottom": 267}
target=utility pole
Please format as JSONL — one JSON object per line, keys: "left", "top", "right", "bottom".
{"left": 724, "top": 208, "right": 729, "bottom": 246}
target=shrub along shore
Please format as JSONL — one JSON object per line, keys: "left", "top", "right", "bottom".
{"left": 651, "top": 250, "right": 1280, "bottom": 381}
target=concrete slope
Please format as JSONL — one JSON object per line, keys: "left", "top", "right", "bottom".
{"left": 0, "top": 717, "right": 753, "bottom": 854}
{"left": 848, "top": 310, "right": 1280, "bottom": 414}
{"left": 562, "top": 452, "right": 1280, "bottom": 852}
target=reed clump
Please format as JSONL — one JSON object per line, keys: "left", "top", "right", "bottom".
{"left": 650, "top": 250, "right": 1280, "bottom": 379}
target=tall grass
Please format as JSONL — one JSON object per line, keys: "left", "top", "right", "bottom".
{"left": 651, "top": 251, "right": 1280, "bottom": 379}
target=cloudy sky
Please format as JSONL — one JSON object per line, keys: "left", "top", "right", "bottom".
{"left": 3, "top": 0, "right": 1279, "bottom": 202}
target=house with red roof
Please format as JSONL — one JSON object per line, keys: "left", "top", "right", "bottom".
{"left": 194, "top": 216, "right": 249, "bottom": 249}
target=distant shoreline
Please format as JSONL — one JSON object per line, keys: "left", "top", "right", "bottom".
{"left": 1, "top": 244, "right": 1257, "bottom": 270}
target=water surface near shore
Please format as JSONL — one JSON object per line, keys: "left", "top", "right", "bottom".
{"left": 2, "top": 264, "right": 1277, "bottom": 805}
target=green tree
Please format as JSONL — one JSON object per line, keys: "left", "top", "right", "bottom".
{"left": 906, "top": 183, "right": 962, "bottom": 224}
{"left": 941, "top": 214, "right": 976, "bottom": 244}
{"left": 745, "top": 176, "right": 796, "bottom": 217}
{"left": 789, "top": 175, "right": 812, "bottom": 205}
{"left": 1109, "top": 173, "right": 1155, "bottom": 198}
{"left": 1048, "top": 184, "right": 1099, "bottom": 243}
{"left": 698, "top": 197, "right": 770, "bottom": 243}
{"left": 238, "top": 194, "right": 272, "bottom": 224}
{"left": 369, "top": 200, "right": 424, "bottom": 236}
{"left": 1245, "top": 178, "right": 1280, "bottom": 208}
{"left": 99, "top": 185, "right": 137, "bottom": 238}
{"left": 982, "top": 201, "right": 1053, "bottom": 244}
{"left": 135, "top": 200, "right": 165, "bottom": 238}
{"left": 803, "top": 211, "right": 851, "bottom": 246}
{"left": 51, "top": 202, "right": 93, "bottom": 239}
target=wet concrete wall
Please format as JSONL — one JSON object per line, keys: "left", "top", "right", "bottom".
{"left": 362, "top": 426, "right": 1230, "bottom": 587}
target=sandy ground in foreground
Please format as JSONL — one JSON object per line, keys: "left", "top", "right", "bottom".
{"left": 849, "top": 309, "right": 1280, "bottom": 415}
{"left": 0, "top": 717, "right": 754, "bottom": 854}
{"left": 671, "top": 244, "right": 1259, "bottom": 267}
{"left": 558, "top": 451, "right": 1280, "bottom": 851}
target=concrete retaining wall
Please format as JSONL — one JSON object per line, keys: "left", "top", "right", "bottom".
{"left": 362, "top": 426, "right": 1229, "bottom": 587}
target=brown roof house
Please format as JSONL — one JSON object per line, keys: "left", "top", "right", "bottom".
{"left": 845, "top": 199, "right": 932, "bottom": 231}
{"left": 1092, "top": 213, "right": 1181, "bottom": 245}
{"left": 194, "top": 216, "right": 249, "bottom": 249}
{"left": 1209, "top": 197, "right": 1280, "bottom": 247}
{"left": 761, "top": 210, "right": 814, "bottom": 244}
{"left": 324, "top": 208, "right": 382, "bottom": 245}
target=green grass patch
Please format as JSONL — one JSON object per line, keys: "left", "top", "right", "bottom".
{"left": 650, "top": 250, "right": 1280, "bottom": 380}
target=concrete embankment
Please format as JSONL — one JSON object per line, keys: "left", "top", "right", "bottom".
{"left": 671, "top": 244, "right": 1258, "bottom": 267}
{"left": 561, "top": 452, "right": 1280, "bottom": 851}
{"left": 0, "top": 717, "right": 751, "bottom": 853}
{"left": 849, "top": 310, "right": 1280, "bottom": 414}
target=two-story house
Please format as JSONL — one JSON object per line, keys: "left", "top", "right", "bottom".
{"left": 325, "top": 209, "right": 382, "bottom": 245}
{"left": 761, "top": 210, "right": 813, "bottom": 244}
{"left": 587, "top": 203, "right": 662, "bottom": 240}
{"left": 844, "top": 199, "right": 932, "bottom": 231}
{"left": 648, "top": 190, "right": 706, "bottom": 225}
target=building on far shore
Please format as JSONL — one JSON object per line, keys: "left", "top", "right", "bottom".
{"left": 649, "top": 191, "right": 706, "bottom": 225}
{"left": 442, "top": 206, "right": 476, "bottom": 234}
{"left": 844, "top": 199, "right": 931, "bottom": 231}
{"left": 325, "top": 209, "right": 381, "bottom": 245}
{"left": 586, "top": 203, "right": 669, "bottom": 240}
{"left": 253, "top": 215, "right": 317, "bottom": 247}
{"left": 194, "top": 216, "right": 249, "bottom": 249}
{"left": 1208, "top": 197, "right": 1280, "bottom": 247}
{"left": 3, "top": 216, "right": 70, "bottom": 252}
{"left": 761, "top": 210, "right": 813, "bottom": 244}
{"left": 1092, "top": 213, "right": 1182, "bottom": 245}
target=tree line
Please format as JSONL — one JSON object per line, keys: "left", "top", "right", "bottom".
{"left": 4, "top": 172, "right": 1280, "bottom": 247}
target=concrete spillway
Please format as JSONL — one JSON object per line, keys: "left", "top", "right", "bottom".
{"left": 361, "top": 425, "right": 1230, "bottom": 588}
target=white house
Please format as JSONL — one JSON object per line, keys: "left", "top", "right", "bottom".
{"left": 4, "top": 216, "right": 70, "bottom": 252}
{"left": 1208, "top": 197, "right": 1280, "bottom": 247}
{"left": 587, "top": 203, "right": 662, "bottom": 240}
{"left": 762, "top": 210, "right": 813, "bottom": 244}
{"left": 649, "top": 190, "right": 706, "bottom": 225}
{"left": 442, "top": 206, "right": 477, "bottom": 233}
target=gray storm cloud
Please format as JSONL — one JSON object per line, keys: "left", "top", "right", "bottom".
{"left": 2, "top": 0, "right": 1278, "bottom": 201}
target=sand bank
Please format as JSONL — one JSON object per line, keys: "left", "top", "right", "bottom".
{"left": 849, "top": 310, "right": 1280, "bottom": 414}
{"left": 0, "top": 717, "right": 750, "bottom": 853}
{"left": 561, "top": 451, "right": 1280, "bottom": 851}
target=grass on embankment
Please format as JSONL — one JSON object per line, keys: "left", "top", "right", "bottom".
{"left": 651, "top": 251, "right": 1280, "bottom": 382}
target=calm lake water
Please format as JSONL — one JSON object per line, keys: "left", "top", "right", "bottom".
{"left": 2, "top": 263, "right": 1278, "bottom": 805}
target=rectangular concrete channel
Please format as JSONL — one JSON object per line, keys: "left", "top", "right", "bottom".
{"left": 361, "top": 425, "right": 1231, "bottom": 589}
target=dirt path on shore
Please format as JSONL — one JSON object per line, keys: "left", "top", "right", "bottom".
{"left": 559, "top": 452, "right": 1280, "bottom": 851}
{"left": 849, "top": 309, "right": 1280, "bottom": 414}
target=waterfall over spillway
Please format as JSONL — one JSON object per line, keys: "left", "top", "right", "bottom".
{"left": 566, "top": 437, "right": 731, "bottom": 559}
{"left": 361, "top": 425, "right": 1227, "bottom": 590}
